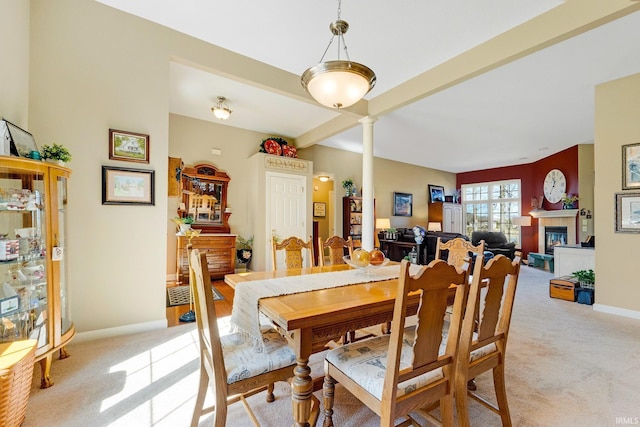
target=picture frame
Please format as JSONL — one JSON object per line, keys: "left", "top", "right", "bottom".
{"left": 109, "top": 129, "right": 150, "bottom": 163}
{"left": 622, "top": 142, "right": 640, "bottom": 190}
{"left": 313, "top": 202, "right": 326, "bottom": 217}
{"left": 102, "top": 166, "right": 155, "bottom": 205}
{"left": 0, "top": 295, "right": 20, "bottom": 316}
{"left": 615, "top": 192, "right": 640, "bottom": 233}
{"left": 1, "top": 119, "right": 37, "bottom": 157}
{"left": 428, "top": 184, "right": 445, "bottom": 203}
{"left": 393, "top": 192, "right": 413, "bottom": 217}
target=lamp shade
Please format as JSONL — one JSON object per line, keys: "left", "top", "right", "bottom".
{"left": 301, "top": 61, "right": 376, "bottom": 109}
{"left": 512, "top": 216, "right": 532, "bottom": 226}
{"left": 375, "top": 218, "right": 391, "bottom": 230}
{"left": 427, "top": 222, "right": 442, "bottom": 232}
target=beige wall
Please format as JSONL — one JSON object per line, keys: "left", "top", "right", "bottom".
{"left": 578, "top": 144, "right": 595, "bottom": 240}
{"left": 594, "top": 72, "right": 640, "bottom": 316}
{"left": 0, "top": 0, "right": 30, "bottom": 126}
{"left": 313, "top": 179, "right": 334, "bottom": 241}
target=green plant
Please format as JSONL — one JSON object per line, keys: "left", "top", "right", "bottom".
{"left": 236, "top": 235, "right": 254, "bottom": 249}
{"left": 40, "top": 143, "right": 72, "bottom": 162}
{"left": 572, "top": 269, "right": 594, "bottom": 284}
{"left": 342, "top": 179, "right": 354, "bottom": 190}
{"left": 172, "top": 215, "right": 194, "bottom": 225}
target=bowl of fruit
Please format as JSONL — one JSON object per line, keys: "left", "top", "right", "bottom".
{"left": 343, "top": 248, "right": 389, "bottom": 275}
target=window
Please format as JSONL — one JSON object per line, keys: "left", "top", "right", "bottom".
{"left": 462, "top": 180, "right": 522, "bottom": 246}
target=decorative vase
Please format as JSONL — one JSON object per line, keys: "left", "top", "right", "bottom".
{"left": 563, "top": 202, "right": 575, "bottom": 210}
{"left": 45, "top": 159, "right": 66, "bottom": 166}
{"left": 237, "top": 248, "right": 252, "bottom": 264}
{"left": 345, "top": 187, "right": 351, "bottom": 197}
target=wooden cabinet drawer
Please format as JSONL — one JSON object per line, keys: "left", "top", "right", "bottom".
{"left": 176, "top": 234, "right": 236, "bottom": 283}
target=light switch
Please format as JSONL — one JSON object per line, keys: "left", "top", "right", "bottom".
{"left": 582, "top": 219, "right": 588, "bottom": 225}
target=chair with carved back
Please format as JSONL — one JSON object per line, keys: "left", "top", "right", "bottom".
{"left": 454, "top": 252, "right": 522, "bottom": 427}
{"left": 435, "top": 237, "right": 485, "bottom": 273}
{"left": 196, "top": 195, "right": 216, "bottom": 221}
{"left": 186, "top": 193, "right": 200, "bottom": 220}
{"left": 322, "top": 259, "right": 470, "bottom": 427}
{"left": 318, "top": 235, "right": 353, "bottom": 267}
{"left": 189, "top": 249, "right": 297, "bottom": 427}
{"left": 271, "top": 235, "right": 315, "bottom": 270}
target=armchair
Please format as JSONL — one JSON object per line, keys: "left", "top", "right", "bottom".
{"left": 471, "top": 231, "right": 516, "bottom": 260}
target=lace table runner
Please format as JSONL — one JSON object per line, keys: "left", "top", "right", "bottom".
{"left": 231, "top": 264, "right": 423, "bottom": 348}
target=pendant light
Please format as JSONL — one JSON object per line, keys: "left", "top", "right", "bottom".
{"left": 211, "top": 96, "right": 232, "bottom": 120}
{"left": 301, "top": 0, "right": 376, "bottom": 109}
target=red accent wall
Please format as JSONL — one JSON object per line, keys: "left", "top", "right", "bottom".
{"left": 456, "top": 146, "right": 579, "bottom": 258}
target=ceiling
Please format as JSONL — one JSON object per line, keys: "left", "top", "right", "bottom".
{"left": 96, "top": 0, "right": 640, "bottom": 173}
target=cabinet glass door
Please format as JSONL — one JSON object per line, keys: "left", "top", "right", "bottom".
{"left": 0, "top": 168, "right": 48, "bottom": 349}
{"left": 54, "top": 174, "right": 72, "bottom": 340}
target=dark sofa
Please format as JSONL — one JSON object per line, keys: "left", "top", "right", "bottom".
{"left": 471, "top": 231, "right": 516, "bottom": 260}
{"left": 385, "top": 228, "right": 468, "bottom": 264}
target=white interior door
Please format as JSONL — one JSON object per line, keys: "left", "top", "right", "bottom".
{"left": 266, "top": 172, "right": 308, "bottom": 270}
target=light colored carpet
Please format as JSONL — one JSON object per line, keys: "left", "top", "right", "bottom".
{"left": 22, "top": 266, "right": 640, "bottom": 426}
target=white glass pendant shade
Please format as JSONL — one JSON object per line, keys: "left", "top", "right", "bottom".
{"left": 302, "top": 60, "right": 376, "bottom": 109}
{"left": 212, "top": 106, "right": 231, "bottom": 120}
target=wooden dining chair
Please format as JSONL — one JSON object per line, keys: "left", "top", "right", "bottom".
{"left": 318, "top": 235, "right": 353, "bottom": 267}
{"left": 271, "top": 235, "right": 315, "bottom": 270}
{"left": 187, "top": 193, "right": 200, "bottom": 219}
{"left": 189, "top": 249, "right": 297, "bottom": 427}
{"left": 435, "top": 237, "right": 485, "bottom": 272}
{"left": 322, "top": 259, "right": 470, "bottom": 427}
{"left": 454, "top": 252, "right": 522, "bottom": 427}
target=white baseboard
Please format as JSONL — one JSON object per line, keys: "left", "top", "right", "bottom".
{"left": 593, "top": 304, "right": 640, "bottom": 320}
{"left": 73, "top": 319, "right": 167, "bottom": 343}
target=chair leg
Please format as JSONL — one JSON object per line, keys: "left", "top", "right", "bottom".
{"left": 492, "top": 364, "right": 512, "bottom": 427}
{"left": 322, "top": 374, "right": 336, "bottom": 427}
{"left": 190, "top": 366, "right": 209, "bottom": 427}
{"left": 455, "top": 377, "right": 471, "bottom": 427}
{"left": 439, "top": 395, "right": 455, "bottom": 426}
{"left": 266, "top": 382, "right": 275, "bottom": 403}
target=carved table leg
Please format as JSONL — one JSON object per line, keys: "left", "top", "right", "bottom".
{"left": 291, "top": 328, "right": 313, "bottom": 427}
{"left": 39, "top": 354, "right": 54, "bottom": 388}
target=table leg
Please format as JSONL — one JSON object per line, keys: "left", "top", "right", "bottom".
{"left": 291, "top": 328, "right": 314, "bottom": 427}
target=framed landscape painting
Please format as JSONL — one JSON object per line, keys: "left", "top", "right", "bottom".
{"left": 428, "top": 184, "right": 445, "bottom": 203}
{"left": 615, "top": 192, "right": 640, "bottom": 233}
{"left": 109, "top": 129, "right": 150, "bottom": 163}
{"left": 622, "top": 142, "right": 640, "bottom": 190}
{"left": 102, "top": 166, "right": 155, "bottom": 205}
{"left": 393, "top": 192, "right": 413, "bottom": 216}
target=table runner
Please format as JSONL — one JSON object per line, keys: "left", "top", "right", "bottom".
{"left": 230, "top": 264, "right": 423, "bottom": 348}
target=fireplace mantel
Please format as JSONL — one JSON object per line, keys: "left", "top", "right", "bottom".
{"left": 529, "top": 210, "right": 579, "bottom": 252}
{"left": 529, "top": 209, "right": 578, "bottom": 219}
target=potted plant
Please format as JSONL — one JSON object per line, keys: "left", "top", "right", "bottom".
{"left": 572, "top": 269, "right": 595, "bottom": 289}
{"left": 560, "top": 193, "right": 579, "bottom": 209}
{"left": 342, "top": 179, "right": 354, "bottom": 197}
{"left": 171, "top": 216, "right": 194, "bottom": 235}
{"left": 236, "top": 235, "right": 254, "bottom": 265}
{"left": 40, "top": 143, "right": 72, "bottom": 165}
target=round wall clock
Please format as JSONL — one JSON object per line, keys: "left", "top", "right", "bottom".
{"left": 543, "top": 169, "right": 566, "bottom": 203}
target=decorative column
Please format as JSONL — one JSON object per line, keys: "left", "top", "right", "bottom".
{"left": 359, "top": 116, "right": 377, "bottom": 251}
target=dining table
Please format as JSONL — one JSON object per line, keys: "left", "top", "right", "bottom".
{"left": 224, "top": 263, "right": 421, "bottom": 427}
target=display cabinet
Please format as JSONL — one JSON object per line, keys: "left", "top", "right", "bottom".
{"left": 342, "top": 197, "right": 375, "bottom": 249}
{"left": 0, "top": 157, "right": 73, "bottom": 388}
{"left": 428, "top": 201, "right": 463, "bottom": 233}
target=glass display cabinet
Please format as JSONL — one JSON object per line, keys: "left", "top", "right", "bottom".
{"left": 179, "top": 163, "right": 231, "bottom": 233}
{"left": 0, "top": 157, "right": 73, "bottom": 388}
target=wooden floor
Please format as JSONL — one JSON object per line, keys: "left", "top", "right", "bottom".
{"left": 166, "top": 279, "right": 234, "bottom": 327}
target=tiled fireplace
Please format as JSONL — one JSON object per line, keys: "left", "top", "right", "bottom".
{"left": 529, "top": 209, "right": 579, "bottom": 254}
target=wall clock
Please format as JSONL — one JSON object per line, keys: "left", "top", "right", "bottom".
{"left": 543, "top": 169, "right": 566, "bottom": 203}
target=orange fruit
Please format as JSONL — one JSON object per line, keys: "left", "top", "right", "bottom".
{"left": 369, "top": 249, "right": 385, "bottom": 265}
{"left": 351, "top": 248, "right": 371, "bottom": 267}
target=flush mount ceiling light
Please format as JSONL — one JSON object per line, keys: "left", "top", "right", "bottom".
{"left": 318, "top": 175, "right": 330, "bottom": 182}
{"left": 211, "top": 96, "right": 232, "bottom": 120}
{"left": 300, "top": 0, "right": 376, "bottom": 109}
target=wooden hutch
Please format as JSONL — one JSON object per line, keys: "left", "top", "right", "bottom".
{"left": 176, "top": 163, "right": 236, "bottom": 283}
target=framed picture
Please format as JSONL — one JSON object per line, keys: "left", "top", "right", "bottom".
{"left": 0, "top": 295, "right": 20, "bottom": 316}
{"left": 622, "top": 142, "right": 640, "bottom": 190}
{"left": 1, "top": 119, "right": 37, "bottom": 157}
{"left": 428, "top": 184, "right": 445, "bottom": 203}
{"left": 615, "top": 192, "right": 640, "bottom": 233}
{"left": 313, "top": 202, "right": 326, "bottom": 217}
{"left": 109, "top": 129, "right": 150, "bottom": 163}
{"left": 102, "top": 166, "right": 155, "bottom": 205}
{"left": 393, "top": 192, "right": 413, "bottom": 217}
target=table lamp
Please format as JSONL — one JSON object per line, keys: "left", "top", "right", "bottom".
{"left": 427, "top": 222, "right": 442, "bottom": 232}
{"left": 376, "top": 218, "right": 391, "bottom": 243}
